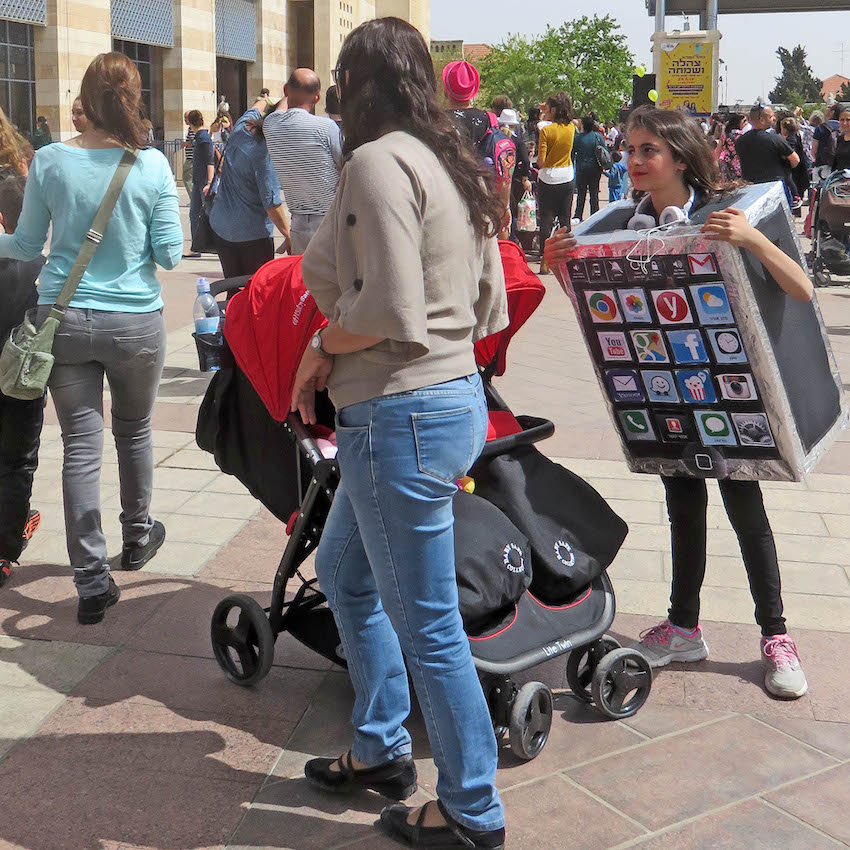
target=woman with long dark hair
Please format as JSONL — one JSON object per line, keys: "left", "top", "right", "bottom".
{"left": 536, "top": 92, "right": 575, "bottom": 274}
{"left": 0, "top": 52, "right": 183, "bottom": 624}
{"left": 292, "top": 16, "right": 508, "bottom": 850}
{"left": 717, "top": 112, "right": 743, "bottom": 181}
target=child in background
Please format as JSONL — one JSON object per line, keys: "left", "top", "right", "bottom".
{"left": 0, "top": 174, "right": 46, "bottom": 587}
{"left": 544, "top": 106, "right": 813, "bottom": 700}
{"left": 605, "top": 148, "right": 628, "bottom": 202}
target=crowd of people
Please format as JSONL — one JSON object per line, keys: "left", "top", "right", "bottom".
{"left": 0, "top": 19, "right": 846, "bottom": 849}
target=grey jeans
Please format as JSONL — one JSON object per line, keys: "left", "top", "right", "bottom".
{"left": 290, "top": 213, "right": 325, "bottom": 255}
{"left": 39, "top": 307, "right": 166, "bottom": 597}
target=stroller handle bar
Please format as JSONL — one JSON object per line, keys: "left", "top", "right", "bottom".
{"left": 211, "top": 276, "right": 252, "bottom": 299}
{"left": 286, "top": 414, "right": 325, "bottom": 466}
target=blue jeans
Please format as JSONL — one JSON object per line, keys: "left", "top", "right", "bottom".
{"left": 315, "top": 374, "right": 504, "bottom": 832}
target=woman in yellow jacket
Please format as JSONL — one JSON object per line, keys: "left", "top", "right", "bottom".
{"left": 537, "top": 92, "right": 575, "bottom": 274}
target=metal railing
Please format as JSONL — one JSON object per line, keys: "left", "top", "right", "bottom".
{"left": 150, "top": 139, "right": 187, "bottom": 182}
{"left": 150, "top": 139, "right": 229, "bottom": 185}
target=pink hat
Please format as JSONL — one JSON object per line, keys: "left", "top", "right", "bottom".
{"left": 442, "top": 60, "right": 480, "bottom": 103}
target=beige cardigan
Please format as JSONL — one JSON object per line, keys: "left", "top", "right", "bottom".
{"left": 302, "top": 131, "right": 508, "bottom": 409}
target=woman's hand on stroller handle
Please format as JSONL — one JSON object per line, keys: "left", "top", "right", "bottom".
{"left": 292, "top": 346, "right": 334, "bottom": 425}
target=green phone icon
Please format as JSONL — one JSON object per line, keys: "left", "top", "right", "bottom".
{"left": 626, "top": 413, "right": 648, "bottom": 433}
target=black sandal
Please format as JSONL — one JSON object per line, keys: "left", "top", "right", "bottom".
{"left": 380, "top": 800, "right": 506, "bottom": 849}
{"left": 304, "top": 750, "right": 417, "bottom": 800}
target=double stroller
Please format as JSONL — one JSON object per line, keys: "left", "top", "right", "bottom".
{"left": 808, "top": 166, "right": 850, "bottom": 286}
{"left": 197, "top": 243, "right": 653, "bottom": 762}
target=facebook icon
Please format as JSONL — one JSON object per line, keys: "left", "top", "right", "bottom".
{"left": 667, "top": 329, "right": 709, "bottom": 364}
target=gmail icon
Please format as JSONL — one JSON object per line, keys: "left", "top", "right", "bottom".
{"left": 687, "top": 253, "right": 718, "bottom": 276}
{"left": 605, "top": 369, "right": 646, "bottom": 403}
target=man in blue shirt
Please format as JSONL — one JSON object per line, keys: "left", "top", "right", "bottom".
{"left": 209, "top": 99, "right": 291, "bottom": 278}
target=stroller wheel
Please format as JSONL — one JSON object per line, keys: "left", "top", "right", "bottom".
{"left": 591, "top": 648, "right": 652, "bottom": 720}
{"left": 508, "top": 682, "right": 553, "bottom": 761}
{"left": 566, "top": 635, "right": 621, "bottom": 704}
{"left": 814, "top": 268, "right": 832, "bottom": 288}
{"left": 211, "top": 594, "right": 275, "bottom": 686}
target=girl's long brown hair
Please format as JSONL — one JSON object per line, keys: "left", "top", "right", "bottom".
{"left": 0, "top": 107, "right": 24, "bottom": 176}
{"left": 334, "top": 17, "right": 504, "bottom": 240}
{"left": 80, "top": 52, "right": 148, "bottom": 149}
{"left": 627, "top": 105, "right": 740, "bottom": 200}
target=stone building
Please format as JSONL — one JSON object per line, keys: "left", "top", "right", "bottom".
{"left": 0, "top": 0, "right": 428, "bottom": 142}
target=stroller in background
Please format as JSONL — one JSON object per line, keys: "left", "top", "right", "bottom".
{"left": 197, "top": 244, "right": 653, "bottom": 762}
{"left": 807, "top": 167, "right": 850, "bottom": 286}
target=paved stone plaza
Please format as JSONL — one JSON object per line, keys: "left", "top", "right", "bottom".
{"left": 1, "top": 207, "right": 849, "bottom": 849}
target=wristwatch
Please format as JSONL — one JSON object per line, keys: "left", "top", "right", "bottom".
{"left": 310, "top": 328, "right": 331, "bottom": 358}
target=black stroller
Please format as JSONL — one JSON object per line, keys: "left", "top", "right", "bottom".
{"left": 197, "top": 245, "right": 653, "bottom": 762}
{"left": 809, "top": 166, "right": 850, "bottom": 286}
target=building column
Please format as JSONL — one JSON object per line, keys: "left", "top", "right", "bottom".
{"left": 35, "top": 0, "right": 113, "bottom": 140}
{"left": 313, "top": 0, "right": 336, "bottom": 105}
{"left": 249, "top": 0, "right": 286, "bottom": 100}
{"left": 162, "top": 0, "right": 217, "bottom": 142}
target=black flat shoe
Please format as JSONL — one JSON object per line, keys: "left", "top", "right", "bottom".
{"left": 77, "top": 576, "right": 121, "bottom": 625}
{"left": 121, "top": 520, "right": 166, "bottom": 571}
{"left": 304, "top": 751, "right": 417, "bottom": 801}
{"left": 380, "top": 800, "right": 505, "bottom": 849}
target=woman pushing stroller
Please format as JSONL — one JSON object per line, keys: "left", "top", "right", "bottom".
{"left": 544, "top": 106, "right": 813, "bottom": 700}
{"left": 290, "top": 17, "right": 508, "bottom": 850}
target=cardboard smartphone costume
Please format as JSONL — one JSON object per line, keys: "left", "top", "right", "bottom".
{"left": 558, "top": 182, "right": 846, "bottom": 481}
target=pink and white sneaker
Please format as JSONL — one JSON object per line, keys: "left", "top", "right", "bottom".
{"left": 636, "top": 619, "right": 709, "bottom": 668}
{"left": 761, "top": 635, "right": 808, "bottom": 699}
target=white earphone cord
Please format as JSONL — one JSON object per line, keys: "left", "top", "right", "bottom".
{"left": 625, "top": 187, "right": 696, "bottom": 273}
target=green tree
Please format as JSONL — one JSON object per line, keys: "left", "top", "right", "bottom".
{"left": 840, "top": 80, "right": 850, "bottom": 101}
{"left": 769, "top": 46, "right": 822, "bottom": 105}
{"left": 478, "top": 15, "right": 634, "bottom": 121}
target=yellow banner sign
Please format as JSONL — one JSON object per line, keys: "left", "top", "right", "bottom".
{"left": 659, "top": 39, "right": 714, "bottom": 115}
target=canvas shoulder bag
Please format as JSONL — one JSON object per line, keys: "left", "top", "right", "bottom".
{"left": 0, "top": 149, "right": 137, "bottom": 400}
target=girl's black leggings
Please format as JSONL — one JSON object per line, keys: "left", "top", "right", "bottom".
{"left": 538, "top": 180, "right": 574, "bottom": 246}
{"left": 662, "top": 477, "right": 786, "bottom": 636}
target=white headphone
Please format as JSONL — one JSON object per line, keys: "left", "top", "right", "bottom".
{"left": 627, "top": 186, "right": 696, "bottom": 231}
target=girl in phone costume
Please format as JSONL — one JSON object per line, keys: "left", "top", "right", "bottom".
{"left": 545, "top": 107, "right": 816, "bottom": 699}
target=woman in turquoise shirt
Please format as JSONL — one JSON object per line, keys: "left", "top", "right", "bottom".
{"left": 0, "top": 53, "right": 183, "bottom": 625}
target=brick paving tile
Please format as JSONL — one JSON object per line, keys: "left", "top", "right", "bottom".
{"left": 500, "top": 774, "right": 646, "bottom": 848}
{"left": 495, "top": 693, "right": 643, "bottom": 790}
{"left": 621, "top": 705, "right": 729, "bottom": 739}
{"left": 0, "top": 755, "right": 258, "bottom": 850}
{"left": 72, "top": 648, "right": 326, "bottom": 726}
{"left": 0, "top": 687, "right": 65, "bottom": 759}
{"left": 236, "top": 778, "right": 433, "bottom": 849}
{"left": 764, "top": 763, "right": 850, "bottom": 845}
{"left": 31, "top": 696, "right": 297, "bottom": 782}
{"left": 122, "top": 577, "right": 332, "bottom": 674}
{"left": 0, "top": 635, "right": 112, "bottom": 695}
{"left": 754, "top": 715, "right": 850, "bottom": 760}
{"left": 227, "top": 788, "right": 392, "bottom": 850}
{"left": 568, "top": 715, "right": 836, "bottom": 831}
{"left": 0, "top": 567, "right": 192, "bottom": 648}
{"left": 626, "top": 798, "right": 841, "bottom": 849}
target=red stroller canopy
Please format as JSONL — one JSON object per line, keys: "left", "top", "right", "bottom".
{"left": 224, "top": 256, "right": 327, "bottom": 422}
{"left": 224, "top": 242, "right": 545, "bottom": 421}
{"left": 474, "top": 241, "right": 546, "bottom": 377}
